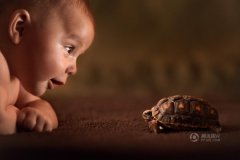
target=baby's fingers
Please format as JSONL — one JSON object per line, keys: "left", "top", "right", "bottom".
{"left": 17, "top": 111, "right": 26, "bottom": 124}
{"left": 22, "top": 112, "right": 37, "bottom": 130}
{"left": 43, "top": 121, "right": 53, "bottom": 132}
{"left": 34, "top": 116, "right": 45, "bottom": 132}
{"left": 17, "top": 108, "right": 54, "bottom": 132}
{"left": 17, "top": 109, "right": 38, "bottom": 131}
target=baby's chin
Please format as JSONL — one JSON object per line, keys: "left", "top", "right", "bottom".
{"left": 23, "top": 82, "right": 48, "bottom": 96}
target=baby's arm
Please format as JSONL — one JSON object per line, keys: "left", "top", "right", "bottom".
{"left": 16, "top": 86, "right": 58, "bottom": 132}
{"left": 0, "top": 86, "right": 19, "bottom": 134}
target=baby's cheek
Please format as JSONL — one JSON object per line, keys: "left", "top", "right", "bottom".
{"left": 54, "top": 59, "right": 67, "bottom": 74}
{"left": 44, "top": 60, "right": 64, "bottom": 77}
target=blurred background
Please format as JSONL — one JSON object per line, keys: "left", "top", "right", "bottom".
{"left": 46, "top": 0, "right": 240, "bottom": 98}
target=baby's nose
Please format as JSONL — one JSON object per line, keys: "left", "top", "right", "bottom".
{"left": 66, "top": 63, "right": 77, "bottom": 76}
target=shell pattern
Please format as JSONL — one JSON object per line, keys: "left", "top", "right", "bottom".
{"left": 143, "top": 95, "right": 221, "bottom": 133}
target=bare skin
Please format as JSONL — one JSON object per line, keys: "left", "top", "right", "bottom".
{"left": 0, "top": 3, "right": 95, "bottom": 134}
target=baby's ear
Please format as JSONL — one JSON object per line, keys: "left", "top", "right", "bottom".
{"left": 8, "top": 9, "right": 31, "bottom": 44}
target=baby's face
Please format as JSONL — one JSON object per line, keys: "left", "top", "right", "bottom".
{"left": 17, "top": 5, "right": 94, "bottom": 96}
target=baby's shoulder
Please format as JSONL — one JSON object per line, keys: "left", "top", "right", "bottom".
{"left": 0, "top": 51, "right": 11, "bottom": 85}
{"left": 0, "top": 51, "right": 20, "bottom": 105}
{"left": 0, "top": 51, "right": 10, "bottom": 92}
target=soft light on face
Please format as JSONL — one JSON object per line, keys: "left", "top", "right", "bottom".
{"left": 15, "top": 4, "right": 94, "bottom": 96}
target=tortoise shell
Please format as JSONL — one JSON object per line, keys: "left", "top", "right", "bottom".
{"left": 142, "top": 95, "right": 221, "bottom": 133}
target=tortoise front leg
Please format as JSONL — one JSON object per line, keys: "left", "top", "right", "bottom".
{"left": 148, "top": 120, "right": 162, "bottom": 134}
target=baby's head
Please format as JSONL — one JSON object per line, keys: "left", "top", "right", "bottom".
{"left": 0, "top": 0, "right": 95, "bottom": 96}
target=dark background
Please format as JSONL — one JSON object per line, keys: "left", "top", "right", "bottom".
{"left": 46, "top": 0, "right": 240, "bottom": 98}
{"left": 1, "top": 0, "right": 240, "bottom": 159}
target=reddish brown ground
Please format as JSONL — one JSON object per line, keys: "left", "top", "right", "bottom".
{"left": 0, "top": 95, "right": 240, "bottom": 159}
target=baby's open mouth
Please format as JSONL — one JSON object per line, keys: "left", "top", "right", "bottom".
{"left": 48, "top": 79, "right": 64, "bottom": 90}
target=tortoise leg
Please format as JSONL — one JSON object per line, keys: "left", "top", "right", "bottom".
{"left": 148, "top": 120, "right": 162, "bottom": 134}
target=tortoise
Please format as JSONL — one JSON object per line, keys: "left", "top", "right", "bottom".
{"left": 142, "top": 95, "right": 221, "bottom": 133}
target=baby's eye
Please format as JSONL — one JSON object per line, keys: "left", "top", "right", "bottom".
{"left": 64, "top": 45, "right": 75, "bottom": 54}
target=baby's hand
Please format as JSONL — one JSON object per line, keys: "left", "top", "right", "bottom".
{"left": 17, "top": 107, "right": 54, "bottom": 132}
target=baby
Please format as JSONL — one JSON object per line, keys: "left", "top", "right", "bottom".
{"left": 0, "top": 0, "right": 95, "bottom": 134}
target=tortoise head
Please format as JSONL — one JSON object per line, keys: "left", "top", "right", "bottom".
{"left": 142, "top": 110, "right": 153, "bottom": 121}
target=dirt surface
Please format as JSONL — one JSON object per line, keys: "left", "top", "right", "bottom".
{"left": 0, "top": 95, "right": 240, "bottom": 159}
